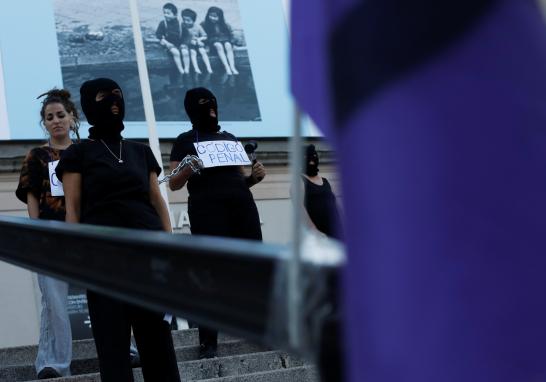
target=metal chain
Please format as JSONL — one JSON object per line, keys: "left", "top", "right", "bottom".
{"left": 158, "top": 155, "right": 204, "bottom": 184}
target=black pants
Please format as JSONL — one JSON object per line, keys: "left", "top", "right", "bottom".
{"left": 188, "top": 195, "right": 263, "bottom": 240}
{"left": 188, "top": 195, "right": 263, "bottom": 348}
{"left": 87, "top": 291, "right": 181, "bottom": 382}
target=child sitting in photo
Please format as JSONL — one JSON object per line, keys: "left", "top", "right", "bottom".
{"left": 201, "top": 6, "right": 239, "bottom": 75}
{"left": 156, "top": 2, "right": 185, "bottom": 75}
{"left": 180, "top": 8, "right": 213, "bottom": 74}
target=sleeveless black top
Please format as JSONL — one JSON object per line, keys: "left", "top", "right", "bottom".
{"left": 303, "top": 176, "right": 342, "bottom": 239}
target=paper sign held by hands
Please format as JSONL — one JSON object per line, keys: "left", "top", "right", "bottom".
{"left": 194, "top": 140, "right": 251, "bottom": 168}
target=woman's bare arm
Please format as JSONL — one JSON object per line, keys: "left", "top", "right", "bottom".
{"left": 290, "top": 178, "right": 319, "bottom": 231}
{"left": 26, "top": 192, "right": 40, "bottom": 219}
{"left": 168, "top": 160, "right": 194, "bottom": 191}
{"left": 149, "top": 172, "right": 172, "bottom": 232}
{"left": 62, "top": 172, "right": 82, "bottom": 224}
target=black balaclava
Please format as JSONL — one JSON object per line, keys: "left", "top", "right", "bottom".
{"left": 80, "top": 78, "right": 125, "bottom": 140}
{"left": 184, "top": 87, "right": 219, "bottom": 133}
{"left": 304, "top": 144, "right": 320, "bottom": 176}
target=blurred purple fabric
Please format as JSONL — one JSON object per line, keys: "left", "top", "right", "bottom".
{"left": 292, "top": 0, "right": 546, "bottom": 381}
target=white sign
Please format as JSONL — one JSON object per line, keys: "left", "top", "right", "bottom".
{"left": 48, "top": 160, "right": 64, "bottom": 197}
{"left": 194, "top": 140, "right": 251, "bottom": 168}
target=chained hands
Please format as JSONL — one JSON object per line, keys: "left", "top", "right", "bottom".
{"left": 164, "top": 155, "right": 204, "bottom": 190}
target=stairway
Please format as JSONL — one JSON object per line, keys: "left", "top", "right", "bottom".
{"left": 0, "top": 329, "right": 318, "bottom": 382}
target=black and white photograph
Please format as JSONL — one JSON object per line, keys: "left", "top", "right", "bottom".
{"left": 53, "top": 0, "right": 145, "bottom": 121}
{"left": 53, "top": 0, "right": 262, "bottom": 123}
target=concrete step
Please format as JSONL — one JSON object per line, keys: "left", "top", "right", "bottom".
{"left": 0, "top": 329, "right": 237, "bottom": 367}
{"left": 0, "top": 339, "right": 267, "bottom": 382}
{"left": 197, "top": 366, "right": 319, "bottom": 382}
{"left": 19, "top": 351, "right": 316, "bottom": 382}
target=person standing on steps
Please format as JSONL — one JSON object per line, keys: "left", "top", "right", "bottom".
{"left": 295, "top": 144, "right": 344, "bottom": 382}
{"left": 300, "top": 144, "right": 342, "bottom": 240}
{"left": 16, "top": 88, "right": 80, "bottom": 380}
{"left": 169, "top": 87, "right": 265, "bottom": 359}
{"left": 56, "top": 78, "right": 181, "bottom": 382}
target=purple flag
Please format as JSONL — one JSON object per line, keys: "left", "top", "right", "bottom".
{"left": 292, "top": 0, "right": 546, "bottom": 381}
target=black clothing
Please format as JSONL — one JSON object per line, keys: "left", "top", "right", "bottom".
{"left": 188, "top": 195, "right": 262, "bottom": 240}
{"left": 156, "top": 19, "right": 182, "bottom": 46}
{"left": 170, "top": 128, "right": 262, "bottom": 351}
{"left": 16, "top": 146, "right": 66, "bottom": 221}
{"left": 187, "top": 168, "right": 262, "bottom": 349}
{"left": 184, "top": 87, "right": 219, "bottom": 132}
{"left": 197, "top": 326, "right": 218, "bottom": 358}
{"left": 80, "top": 78, "right": 125, "bottom": 137}
{"left": 303, "top": 176, "right": 341, "bottom": 239}
{"left": 170, "top": 130, "right": 253, "bottom": 201}
{"left": 87, "top": 291, "right": 180, "bottom": 382}
{"left": 56, "top": 140, "right": 162, "bottom": 229}
{"left": 56, "top": 138, "right": 178, "bottom": 382}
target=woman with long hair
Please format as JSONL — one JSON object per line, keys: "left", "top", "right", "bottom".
{"left": 16, "top": 88, "right": 80, "bottom": 379}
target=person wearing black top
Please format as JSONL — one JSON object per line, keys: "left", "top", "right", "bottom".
{"left": 169, "top": 87, "right": 265, "bottom": 358}
{"left": 56, "top": 78, "right": 180, "bottom": 382}
{"left": 300, "top": 144, "right": 343, "bottom": 382}
{"left": 301, "top": 144, "right": 342, "bottom": 240}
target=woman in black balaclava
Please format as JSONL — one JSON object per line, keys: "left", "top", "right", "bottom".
{"left": 300, "top": 144, "right": 342, "bottom": 240}
{"left": 300, "top": 144, "right": 344, "bottom": 382}
{"left": 168, "top": 87, "right": 265, "bottom": 358}
{"left": 56, "top": 78, "right": 180, "bottom": 382}
{"left": 80, "top": 78, "right": 125, "bottom": 141}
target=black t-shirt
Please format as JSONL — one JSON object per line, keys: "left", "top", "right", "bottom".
{"left": 56, "top": 139, "right": 163, "bottom": 230}
{"left": 303, "top": 176, "right": 342, "bottom": 239}
{"left": 156, "top": 19, "right": 182, "bottom": 46}
{"left": 169, "top": 130, "right": 251, "bottom": 201}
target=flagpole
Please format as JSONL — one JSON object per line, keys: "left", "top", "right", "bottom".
{"left": 283, "top": 0, "right": 303, "bottom": 352}
{"left": 289, "top": 102, "right": 303, "bottom": 350}
{"left": 128, "top": 0, "right": 172, "bottom": 220}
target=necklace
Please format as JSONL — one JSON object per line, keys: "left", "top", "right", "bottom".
{"left": 100, "top": 139, "right": 123, "bottom": 163}
{"left": 48, "top": 139, "right": 72, "bottom": 150}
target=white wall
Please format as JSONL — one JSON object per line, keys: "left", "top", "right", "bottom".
{"left": 0, "top": 263, "right": 40, "bottom": 347}
{"left": 0, "top": 47, "right": 10, "bottom": 140}
{"left": 0, "top": 175, "right": 40, "bottom": 347}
